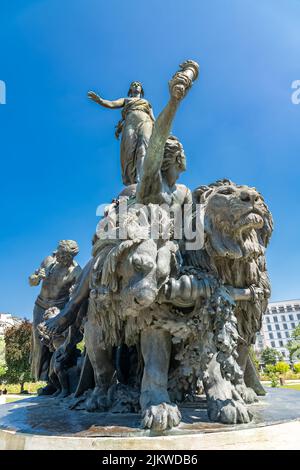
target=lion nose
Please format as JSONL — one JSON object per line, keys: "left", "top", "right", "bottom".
{"left": 133, "top": 288, "right": 157, "bottom": 307}
{"left": 240, "top": 190, "right": 258, "bottom": 204}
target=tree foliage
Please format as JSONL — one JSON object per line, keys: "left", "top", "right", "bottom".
{"left": 261, "top": 347, "right": 283, "bottom": 366}
{"left": 293, "top": 363, "right": 300, "bottom": 374}
{"left": 287, "top": 324, "right": 300, "bottom": 362}
{"left": 249, "top": 346, "right": 260, "bottom": 372}
{"left": 4, "top": 319, "right": 32, "bottom": 392}
{"left": 274, "top": 361, "right": 290, "bottom": 374}
{"left": 0, "top": 336, "right": 7, "bottom": 381}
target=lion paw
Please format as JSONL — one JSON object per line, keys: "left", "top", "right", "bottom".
{"left": 142, "top": 403, "right": 181, "bottom": 431}
{"left": 86, "top": 387, "right": 108, "bottom": 412}
{"left": 56, "top": 388, "right": 69, "bottom": 399}
{"left": 208, "top": 398, "right": 252, "bottom": 424}
{"left": 235, "top": 384, "right": 258, "bottom": 404}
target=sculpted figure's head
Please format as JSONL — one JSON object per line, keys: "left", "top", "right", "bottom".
{"left": 162, "top": 136, "right": 186, "bottom": 187}
{"left": 127, "top": 81, "right": 144, "bottom": 98}
{"left": 56, "top": 239, "right": 79, "bottom": 266}
{"left": 193, "top": 179, "right": 273, "bottom": 260}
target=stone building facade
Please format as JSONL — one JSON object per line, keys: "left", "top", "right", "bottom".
{"left": 0, "top": 313, "right": 20, "bottom": 336}
{"left": 255, "top": 300, "right": 300, "bottom": 361}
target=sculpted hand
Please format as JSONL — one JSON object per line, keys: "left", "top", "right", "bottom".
{"left": 88, "top": 91, "right": 102, "bottom": 104}
{"left": 38, "top": 268, "right": 46, "bottom": 280}
{"left": 43, "top": 314, "right": 68, "bottom": 336}
{"left": 37, "top": 322, "right": 51, "bottom": 344}
{"left": 250, "top": 286, "right": 265, "bottom": 302}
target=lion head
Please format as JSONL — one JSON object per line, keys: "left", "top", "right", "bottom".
{"left": 192, "top": 179, "right": 273, "bottom": 264}
{"left": 91, "top": 204, "right": 181, "bottom": 317}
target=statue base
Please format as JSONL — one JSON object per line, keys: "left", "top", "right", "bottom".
{"left": 1, "top": 388, "right": 300, "bottom": 450}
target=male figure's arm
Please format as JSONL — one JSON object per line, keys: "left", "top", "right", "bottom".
{"left": 28, "top": 255, "right": 55, "bottom": 287}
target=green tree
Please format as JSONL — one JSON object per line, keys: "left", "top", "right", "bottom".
{"left": 265, "top": 364, "right": 275, "bottom": 374}
{"left": 287, "top": 324, "right": 300, "bottom": 362}
{"left": 76, "top": 339, "right": 85, "bottom": 353}
{"left": 293, "top": 363, "right": 300, "bottom": 374}
{"left": 0, "top": 336, "right": 7, "bottom": 382}
{"left": 264, "top": 364, "right": 279, "bottom": 387}
{"left": 249, "top": 346, "right": 260, "bottom": 372}
{"left": 261, "top": 347, "right": 283, "bottom": 366}
{"left": 4, "top": 319, "right": 32, "bottom": 393}
{"left": 274, "top": 361, "right": 290, "bottom": 374}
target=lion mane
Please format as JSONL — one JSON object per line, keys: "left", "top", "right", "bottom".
{"left": 187, "top": 179, "right": 273, "bottom": 344}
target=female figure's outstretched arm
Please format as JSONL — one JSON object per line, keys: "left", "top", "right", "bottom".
{"left": 88, "top": 91, "right": 125, "bottom": 109}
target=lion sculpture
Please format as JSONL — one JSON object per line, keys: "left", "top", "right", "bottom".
{"left": 40, "top": 179, "right": 273, "bottom": 430}
{"left": 73, "top": 184, "right": 267, "bottom": 427}
{"left": 187, "top": 179, "right": 273, "bottom": 402}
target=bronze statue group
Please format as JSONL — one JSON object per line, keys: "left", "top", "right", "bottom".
{"left": 30, "top": 61, "right": 273, "bottom": 431}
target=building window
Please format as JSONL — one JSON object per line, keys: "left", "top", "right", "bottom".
{"left": 266, "top": 317, "right": 270, "bottom": 323}
{"left": 297, "top": 314, "right": 300, "bottom": 321}
{"left": 283, "top": 323, "right": 288, "bottom": 330}
{"left": 269, "top": 333, "right": 274, "bottom": 340}
{"left": 277, "top": 332, "right": 282, "bottom": 339}
{"left": 289, "top": 314, "right": 294, "bottom": 321}
{"left": 281, "top": 315, "right": 286, "bottom": 322}
{"left": 292, "top": 323, "right": 296, "bottom": 329}
{"left": 282, "top": 351, "right": 286, "bottom": 357}
{"left": 273, "top": 316, "right": 278, "bottom": 322}
{"left": 267, "top": 325, "right": 272, "bottom": 331}
{"left": 271, "top": 341, "right": 275, "bottom": 347}
{"left": 285, "top": 332, "right": 290, "bottom": 338}
{"left": 279, "top": 341, "right": 284, "bottom": 347}
{"left": 275, "top": 324, "right": 280, "bottom": 331}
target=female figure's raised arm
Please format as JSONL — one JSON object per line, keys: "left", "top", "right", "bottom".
{"left": 87, "top": 91, "right": 125, "bottom": 109}
{"left": 136, "top": 61, "right": 199, "bottom": 204}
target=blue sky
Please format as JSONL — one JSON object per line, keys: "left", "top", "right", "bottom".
{"left": 0, "top": 0, "right": 300, "bottom": 318}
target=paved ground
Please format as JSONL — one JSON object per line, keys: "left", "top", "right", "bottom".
{"left": 0, "top": 394, "right": 36, "bottom": 404}
{"left": 1, "top": 387, "right": 300, "bottom": 436}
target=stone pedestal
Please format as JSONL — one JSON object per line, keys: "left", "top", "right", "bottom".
{"left": 1, "top": 388, "right": 300, "bottom": 450}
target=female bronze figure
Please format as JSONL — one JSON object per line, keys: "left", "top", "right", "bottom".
{"left": 88, "top": 81, "right": 155, "bottom": 185}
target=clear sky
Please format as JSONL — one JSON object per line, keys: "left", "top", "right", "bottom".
{"left": 1, "top": 0, "right": 300, "bottom": 318}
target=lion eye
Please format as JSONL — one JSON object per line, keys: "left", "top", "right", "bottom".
{"left": 218, "top": 188, "right": 235, "bottom": 195}
{"left": 132, "top": 255, "right": 154, "bottom": 272}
